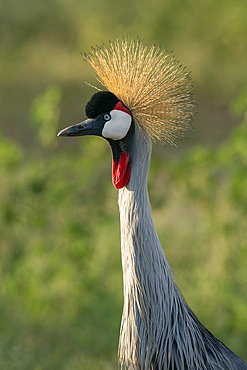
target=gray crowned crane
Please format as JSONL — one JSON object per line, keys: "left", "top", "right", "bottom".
{"left": 58, "top": 39, "right": 247, "bottom": 369}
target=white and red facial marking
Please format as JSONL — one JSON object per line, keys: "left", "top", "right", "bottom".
{"left": 112, "top": 151, "right": 130, "bottom": 189}
{"left": 101, "top": 101, "right": 132, "bottom": 189}
{"left": 102, "top": 101, "right": 132, "bottom": 141}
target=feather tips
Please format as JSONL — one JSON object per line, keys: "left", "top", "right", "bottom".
{"left": 84, "top": 38, "right": 195, "bottom": 146}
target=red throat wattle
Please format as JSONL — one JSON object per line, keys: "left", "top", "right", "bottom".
{"left": 112, "top": 151, "right": 130, "bottom": 189}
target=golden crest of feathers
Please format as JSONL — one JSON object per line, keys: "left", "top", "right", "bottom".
{"left": 84, "top": 38, "right": 195, "bottom": 146}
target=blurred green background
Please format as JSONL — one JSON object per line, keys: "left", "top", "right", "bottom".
{"left": 0, "top": 0, "right": 247, "bottom": 369}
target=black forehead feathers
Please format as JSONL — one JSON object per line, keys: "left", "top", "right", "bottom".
{"left": 85, "top": 91, "right": 119, "bottom": 118}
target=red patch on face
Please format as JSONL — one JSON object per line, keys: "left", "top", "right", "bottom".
{"left": 113, "top": 101, "right": 131, "bottom": 116}
{"left": 112, "top": 151, "right": 130, "bottom": 189}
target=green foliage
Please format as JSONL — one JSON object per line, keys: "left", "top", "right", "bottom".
{"left": 30, "top": 85, "right": 62, "bottom": 149}
{"left": 0, "top": 141, "right": 120, "bottom": 369}
{"left": 231, "top": 87, "right": 247, "bottom": 117}
{"left": 0, "top": 132, "right": 23, "bottom": 169}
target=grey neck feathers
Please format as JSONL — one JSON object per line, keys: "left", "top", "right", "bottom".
{"left": 117, "top": 127, "right": 246, "bottom": 370}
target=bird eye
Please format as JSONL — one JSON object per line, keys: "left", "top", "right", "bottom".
{"left": 104, "top": 114, "right": 111, "bottom": 121}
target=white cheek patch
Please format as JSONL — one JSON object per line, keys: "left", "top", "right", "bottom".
{"left": 102, "top": 110, "right": 132, "bottom": 140}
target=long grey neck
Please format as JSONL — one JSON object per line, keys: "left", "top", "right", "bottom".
{"left": 118, "top": 128, "right": 175, "bottom": 368}
{"left": 117, "top": 128, "right": 244, "bottom": 370}
{"left": 118, "top": 128, "right": 172, "bottom": 284}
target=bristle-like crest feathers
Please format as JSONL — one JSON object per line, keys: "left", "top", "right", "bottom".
{"left": 85, "top": 38, "right": 195, "bottom": 146}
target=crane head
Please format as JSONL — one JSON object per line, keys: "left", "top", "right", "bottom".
{"left": 58, "top": 38, "right": 195, "bottom": 189}
{"left": 57, "top": 90, "right": 134, "bottom": 189}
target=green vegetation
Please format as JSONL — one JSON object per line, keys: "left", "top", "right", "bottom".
{"left": 0, "top": 0, "right": 247, "bottom": 368}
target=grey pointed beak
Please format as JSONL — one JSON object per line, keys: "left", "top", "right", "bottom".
{"left": 57, "top": 118, "right": 103, "bottom": 137}
{"left": 57, "top": 121, "right": 86, "bottom": 137}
